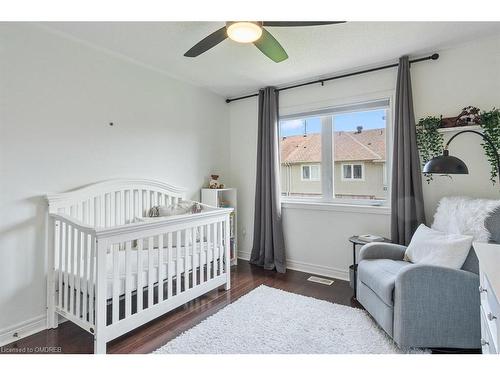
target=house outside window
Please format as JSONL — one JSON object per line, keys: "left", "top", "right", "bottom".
{"left": 279, "top": 99, "right": 390, "bottom": 204}
{"left": 302, "top": 164, "right": 321, "bottom": 181}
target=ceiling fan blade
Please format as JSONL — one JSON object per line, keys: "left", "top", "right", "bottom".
{"left": 253, "top": 28, "right": 288, "bottom": 63}
{"left": 262, "top": 21, "right": 345, "bottom": 27}
{"left": 184, "top": 26, "right": 228, "bottom": 57}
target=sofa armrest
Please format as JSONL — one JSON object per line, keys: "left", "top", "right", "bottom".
{"left": 393, "top": 264, "right": 480, "bottom": 349}
{"left": 358, "top": 242, "right": 407, "bottom": 262}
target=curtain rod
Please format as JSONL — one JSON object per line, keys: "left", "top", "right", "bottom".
{"left": 225, "top": 53, "right": 439, "bottom": 103}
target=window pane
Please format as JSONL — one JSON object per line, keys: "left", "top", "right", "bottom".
{"left": 333, "top": 108, "right": 387, "bottom": 200}
{"left": 280, "top": 117, "right": 322, "bottom": 198}
{"left": 343, "top": 164, "right": 352, "bottom": 179}
{"left": 302, "top": 165, "right": 310, "bottom": 180}
{"left": 353, "top": 165, "right": 362, "bottom": 179}
{"left": 311, "top": 165, "right": 320, "bottom": 180}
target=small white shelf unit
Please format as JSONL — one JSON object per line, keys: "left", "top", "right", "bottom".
{"left": 201, "top": 188, "right": 237, "bottom": 266}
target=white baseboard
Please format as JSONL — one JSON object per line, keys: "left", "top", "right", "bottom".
{"left": 0, "top": 314, "right": 47, "bottom": 347}
{"left": 238, "top": 251, "right": 349, "bottom": 281}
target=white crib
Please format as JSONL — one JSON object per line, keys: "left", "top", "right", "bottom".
{"left": 45, "top": 179, "right": 232, "bottom": 353}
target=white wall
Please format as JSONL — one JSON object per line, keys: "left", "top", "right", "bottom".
{"left": 0, "top": 24, "right": 229, "bottom": 340}
{"left": 229, "top": 34, "right": 500, "bottom": 279}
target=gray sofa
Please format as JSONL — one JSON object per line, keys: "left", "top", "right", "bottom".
{"left": 357, "top": 207, "right": 500, "bottom": 349}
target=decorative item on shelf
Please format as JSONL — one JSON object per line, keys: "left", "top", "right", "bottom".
{"left": 209, "top": 174, "right": 225, "bottom": 189}
{"left": 440, "top": 106, "right": 481, "bottom": 128}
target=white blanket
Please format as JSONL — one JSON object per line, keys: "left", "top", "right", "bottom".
{"left": 432, "top": 196, "right": 500, "bottom": 242}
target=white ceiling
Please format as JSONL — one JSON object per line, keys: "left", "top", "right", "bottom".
{"left": 43, "top": 22, "right": 500, "bottom": 98}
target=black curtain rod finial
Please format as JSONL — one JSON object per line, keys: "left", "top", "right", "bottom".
{"left": 431, "top": 53, "right": 439, "bottom": 60}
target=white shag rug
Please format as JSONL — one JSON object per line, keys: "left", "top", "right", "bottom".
{"left": 154, "top": 285, "right": 423, "bottom": 354}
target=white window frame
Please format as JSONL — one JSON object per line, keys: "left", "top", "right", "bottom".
{"left": 279, "top": 97, "right": 392, "bottom": 207}
{"left": 341, "top": 163, "right": 365, "bottom": 181}
{"left": 301, "top": 164, "right": 321, "bottom": 181}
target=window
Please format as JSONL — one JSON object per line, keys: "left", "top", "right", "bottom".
{"left": 279, "top": 116, "right": 324, "bottom": 197}
{"left": 279, "top": 99, "right": 390, "bottom": 204}
{"left": 302, "top": 164, "right": 320, "bottom": 181}
{"left": 342, "top": 163, "right": 364, "bottom": 181}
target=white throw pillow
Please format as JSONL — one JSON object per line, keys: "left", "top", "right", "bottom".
{"left": 404, "top": 224, "right": 473, "bottom": 269}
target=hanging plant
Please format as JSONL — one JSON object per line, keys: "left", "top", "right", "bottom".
{"left": 479, "top": 108, "right": 500, "bottom": 185}
{"left": 416, "top": 116, "right": 444, "bottom": 183}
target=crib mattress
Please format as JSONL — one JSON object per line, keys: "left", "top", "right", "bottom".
{"left": 56, "top": 243, "right": 224, "bottom": 299}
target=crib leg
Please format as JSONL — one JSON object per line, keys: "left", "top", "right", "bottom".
{"left": 224, "top": 274, "right": 231, "bottom": 291}
{"left": 94, "top": 335, "right": 107, "bottom": 354}
{"left": 47, "top": 307, "right": 59, "bottom": 329}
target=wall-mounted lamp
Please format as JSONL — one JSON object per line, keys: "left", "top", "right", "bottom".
{"left": 423, "top": 130, "right": 500, "bottom": 184}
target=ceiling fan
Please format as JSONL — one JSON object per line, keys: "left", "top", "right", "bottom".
{"left": 184, "top": 21, "right": 345, "bottom": 63}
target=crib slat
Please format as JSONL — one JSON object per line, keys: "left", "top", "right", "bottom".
{"left": 89, "top": 237, "right": 96, "bottom": 325}
{"left": 82, "top": 201, "right": 88, "bottom": 225}
{"left": 158, "top": 234, "right": 164, "bottom": 303}
{"left": 69, "top": 227, "right": 76, "bottom": 315}
{"left": 192, "top": 227, "right": 197, "bottom": 287}
{"left": 176, "top": 231, "right": 181, "bottom": 293}
{"left": 112, "top": 244, "right": 119, "bottom": 324}
{"left": 212, "top": 222, "right": 217, "bottom": 278}
{"left": 75, "top": 231, "right": 82, "bottom": 318}
{"left": 82, "top": 233, "right": 89, "bottom": 322}
{"left": 218, "top": 221, "right": 223, "bottom": 276}
{"left": 122, "top": 190, "right": 127, "bottom": 225}
{"left": 64, "top": 223, "right": 70, "bottom": 312}
{"left": 200, "top": 225, "right": 205, "bottom": 284}
{"left": 137, "top": 190, "right": 143, "bottom": 218}
{"left": 137, "top": 239, "right": 143, "bottom": 312}
{"left": 148, "top": 237, "right": 154, "bottom": 308}
{"left": 125, "top": 241, "right": 132, "bottom": 318}
{"left": 99, "top": 195, "right": 105, "bottom": 228}
{"left": 167, "top": 232, "right": 173, "bottom": 299}
{"left": 104, "top": 194, "right": 109, "bottom": 227}
{"left": 207, "top": 224, "right": 212, "bottom": 280}
{"left": 77, "top": 202, "right": 83, "bottom": 221}
{"left": 92, "top": 197, "right": 98, "bottom": 227}
{"left": 144, "top": 190, "right": 150, "bottom": 216}
{"left": 121, "top": 190, "right": 126, "bottom": 225}
{"left": 58, "top": 221, "right": 64, "bottom": 309}
{"left": 184, "top": 229, "right": 189, "bottom": 290}
{"left": 110, "top": 192, "right": 116, "bottom": 227}
{"left": 126, "top": 190, "right": 132, "bottom": 224}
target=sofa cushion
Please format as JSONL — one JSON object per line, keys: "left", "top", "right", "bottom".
{"left": 358, "top": 259, "right": 411, "bottom": 307}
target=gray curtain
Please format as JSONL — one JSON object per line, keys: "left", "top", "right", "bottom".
{"left": 250, "top": 87, "right": 286, "bottom": 273}
{"left": 391, "top": 56, "right": 426, "bottom": 245}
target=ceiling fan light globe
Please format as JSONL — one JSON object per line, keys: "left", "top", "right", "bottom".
{"left": 227, "top": 22, "right": 263, "bottom": 43}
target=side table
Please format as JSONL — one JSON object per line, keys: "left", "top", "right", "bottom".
{"left": 348, "top": 235, "right": 391, "bottom": 299}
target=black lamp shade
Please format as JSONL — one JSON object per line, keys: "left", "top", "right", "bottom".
{"left": 423, "top": 151, "right": 469, "bottom": 175}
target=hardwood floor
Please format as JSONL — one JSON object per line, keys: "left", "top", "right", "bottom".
{"left": 1, "top": 260, "right": 358, "bottom": 354}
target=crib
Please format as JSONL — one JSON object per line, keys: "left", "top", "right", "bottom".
{"left": 45, "top": 179, "right": 232, "bottom": 353}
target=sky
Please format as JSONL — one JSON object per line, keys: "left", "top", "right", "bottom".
{"left": 280, "top": 109, "right": 386, "bottom": 137}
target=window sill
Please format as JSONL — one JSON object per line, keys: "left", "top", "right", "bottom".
{"left": 281, "top": 199, "right": 391, "bottom": 215}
